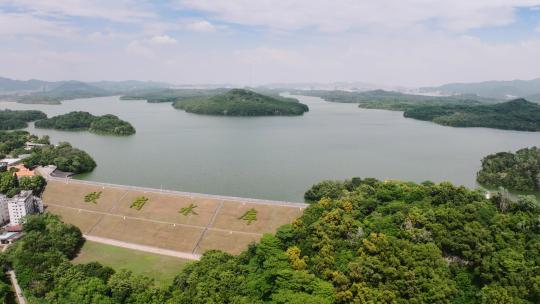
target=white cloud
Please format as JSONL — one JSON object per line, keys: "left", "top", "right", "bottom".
{"left": 179, "top": 0, "right": 540, "bottom": 32}
{"left": 234, "top": 47, "right": 302, "bottom": 65}
{"left": 1, "top": 0, "right": 540, "bottom": 86}
{"left": 185, "top": 20, "right": 216, "bottom": 32}
{"left": 0, "top": 13, "right": 74, "bottom": 37}
{"left": 126, "top": 40, "right": 155, "bottom": 59}
{"left": 149, "top": 35, "right": 178, "bottom": 45}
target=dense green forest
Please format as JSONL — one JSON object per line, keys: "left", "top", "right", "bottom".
{"left": 297, "top": 90, "right": 497, "bottom": 111}
{"left": 5, "top": 178, "right": 539, "bottom": 303}
{"left": 173, "top": 89, "right": 309, "bottom": 116}
{"left": 121, "top": 88, "right": 228, "bottom": 103}
{"left": 35, "top": 111, "right": 95, "bottom": 130}
{"left": 0, "top": 171, "right": 46, "bottom": 197}
{"left": 0, "top": 275, "right": 10, "bottom": 303}
{"left": 0, "top": 109, "right": 46, "bottom": 130}
{"left": 477, "top": 147, "right": 540, "bottom": 191}
{"left": 35, "top": 111, "right": 135, "bottom": 135}
{"left": 89, "top": 114, "right": 136, "bottom": 135}
{"left": 404, "top": 99, "right": 540, "bottom": 131}
{"left": 23, "top": 142, "right": 96, "bottom": 174}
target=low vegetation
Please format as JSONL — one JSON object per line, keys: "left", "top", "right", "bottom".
{"left": 0, "top": 109, "right": 47, "bottom": 130}
{"left": 35, "top": 111, "right": 136, "bottom": 136}
{"left": 179, "top": 204, "right": 198, "bottom": 216}
{"left": 73, "top": 241, "right": 189, "bottom": 288}
{"left": 23, "top": 142, "right": 97, "bottom": 174}
{"left": 173, "top": 89, "right": 309, "bottom": 116}
{"left": 297, "top": 89, "right": 496, "bottom": 110}
{"left": 121, "top": 88, "right": 227, "bottom": 103}
{"left": 238, "top": 208, "right": 258, "bottom": 225}
{"left": 130, "top": 196, "right": 148, "bottom": 210}
{"left": 3, "top": 178, "right": 540, "bottom": 303}
{"left": 84, "top": 191, "right": 102, "bottom": 204}
{"left": 404, "top": 98, "right": 540, "bottom": 131}
{"left": 477, "top": 147, "right": 540, "bottom": 191}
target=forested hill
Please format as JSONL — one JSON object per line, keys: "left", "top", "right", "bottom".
{"left": 421, "top": 78, "right": 540, "bottom": 100}
{"left": 12, "top": 81, "right": 113, "bottom": 104}
{"left": 173, "top": 89, "right": 309, "bottom": 116}
{"left": 477, "top": 147, "right": 540, "bottom": 191}
{"left": 35, "top": 111, "right": 136, "bottom": 136}
{"left": 403, "top": 98, "right": 540, "bottom": 131}
{"left": 5, "top": 178, "right": 539, "bottom": 303}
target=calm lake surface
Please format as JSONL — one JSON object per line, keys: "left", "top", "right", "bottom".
{"left": 1, "top": 95, "right": 539, "bottom": 202}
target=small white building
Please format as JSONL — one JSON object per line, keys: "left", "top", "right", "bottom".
{"left": 25, "top": 142, "right": 46, "bottom": 150}
{"left": 7, "top": 190, "right": 43, "bottom": 226}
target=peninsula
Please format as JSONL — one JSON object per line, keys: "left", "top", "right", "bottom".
{"left": 477, "top": 147, "right": 540, "bottom": 191}
{"left": 0, "top": 109, "right": 47, "bottom": 130}
{"left": 404, "top": 99, "right": 540, "bottom": 131}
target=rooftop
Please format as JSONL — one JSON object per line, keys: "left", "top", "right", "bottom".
{"left": 9, "top": 164, "right": 35, "bottom": 177}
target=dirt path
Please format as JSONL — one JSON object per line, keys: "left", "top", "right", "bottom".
{"left": 83, "top": 234, "right": 201, "bottom": 260}
{"left": 8, "top": 270, "right": 26, "bottom": 304}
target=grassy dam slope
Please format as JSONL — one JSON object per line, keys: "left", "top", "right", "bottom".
{"left": 42, "top": 178, "right": 306, "bottom": 256}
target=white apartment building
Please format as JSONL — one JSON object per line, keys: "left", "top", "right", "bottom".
{"left": 7, "top": 190, "right": 43, "bottom": 226}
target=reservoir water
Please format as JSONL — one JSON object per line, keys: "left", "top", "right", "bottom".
{"left": 1, "top": 95, "right": 539, "bottom": 202}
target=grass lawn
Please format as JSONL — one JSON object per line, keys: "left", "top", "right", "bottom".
{"left": 73, "top": 240, "right": 191, "bottom": 287}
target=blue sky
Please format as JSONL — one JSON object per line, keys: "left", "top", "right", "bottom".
{"left": 1, "top": 0, "right": 540, "bottom": 87}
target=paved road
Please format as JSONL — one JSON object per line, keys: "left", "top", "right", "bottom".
{"left": 8, "top": 270, "right": 26, "bottom": 304}
{"left": 84, "top": 234, "right": 201, "bottom": 260}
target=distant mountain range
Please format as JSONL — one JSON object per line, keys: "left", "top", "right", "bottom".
{"left": 0, "top": 77, "right": 173, "bottom": 104}
{"left": 261, "top": 81, "right": 404, "bottom": 92}
{"left": 0, "top": 77, "right": 171, "bottom": 94}
{"left": 420, "top": 78, "right": 540, "bottom": 101}
{"left": 2, "top": 76, "right": 540, "bottom": 103}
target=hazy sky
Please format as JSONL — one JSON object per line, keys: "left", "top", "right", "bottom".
{"left": 1, "top": 0, "right": 540, "bottom": 87}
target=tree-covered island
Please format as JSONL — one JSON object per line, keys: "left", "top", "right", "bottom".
{"left": 0, "top": 109, "right": 47, "bottom": 130}
{"left": 35, "top": 111, "right": 136, "bottom": 136}
{"left": 172, "top": 89, "right": 309, "bottom": 116}
{"left": 477, "top": 147, "right": 540, "bottom": 192}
